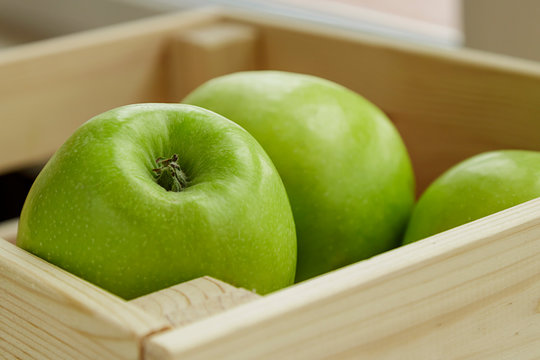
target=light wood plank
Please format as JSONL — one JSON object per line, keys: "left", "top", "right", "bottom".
{"left": 131, "top": 276, "right": 259, "bottom": 328}
{"left": 1, "top": 224, "right": 259, "bottom": 357}
{"left": 0, "top": 238, "right": 169, "bottom": 360}
{"left": 225, "top": 10, "right": 540, "bottom": 193}
{"left": 0, "top": 8, "right": 221, "bottom": 175}
{"left": 168, "top": 22, "right": 258, "bottom": 102}
{"left": 144, "top": 197, "right": 540, "bottom": 360}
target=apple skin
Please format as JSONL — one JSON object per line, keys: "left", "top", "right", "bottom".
{"left": 403, "top": 150, "right": 540, "bottom": 244}
{"left": 18, "top": 104, "right": 296, "bottom": 299}
{"left": 183, "top": 71, "right": 415, "bottom": 281}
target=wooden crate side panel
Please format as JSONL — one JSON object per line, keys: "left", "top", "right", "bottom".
{"left": 144, "top": 198, "right": 540, "bottom": 360}
{"left": 167, "top": 22, "right": 259, "bottom": 102}
{"left": 0, "top": 239, "right": 169, "bottom": 360}
{"left": 230, "top": 15, "right": 540, "bottom": 193}
{"left": 0, "top": 9, "right": 220, "bottom": 175}
{"left": 131, "top": 276, "right": 259, "bottom": 328}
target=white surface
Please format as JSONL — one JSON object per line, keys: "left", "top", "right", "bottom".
{"left": 150, "top": 0, "right": 462, "bottom": 47}
{"left": 0, "top": 0, "right": 462, "bottom": 49}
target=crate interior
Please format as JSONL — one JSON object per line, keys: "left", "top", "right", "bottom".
{"left": 1, "top": 11, "right": 539, "bottom": 212}
{"left": 238, "top": 16, "right": 540, "bottom": 194}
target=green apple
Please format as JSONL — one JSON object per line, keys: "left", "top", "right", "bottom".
{"left": 183, "top": 71, "right": 415, "bottom": 281}
{"left": 403, "top": 150, "right": 540, "bottom": 244}
{"left": 17, "top": 104, "right": 296, "bottom": 299}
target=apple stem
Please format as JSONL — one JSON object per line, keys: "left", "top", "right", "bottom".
{"left": 152, "top": 154, "right": 188, "bottom": 192}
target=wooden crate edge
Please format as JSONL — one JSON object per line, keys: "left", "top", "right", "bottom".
{"left": 0, "top": 238, "right": 169, "bottom": 359}
{"left": 143, "top": 197, "right": 540, "bottom": 360}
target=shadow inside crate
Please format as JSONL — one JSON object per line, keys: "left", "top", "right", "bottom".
{"left": 0, "top": 167, "right": 39, "bottom": 221}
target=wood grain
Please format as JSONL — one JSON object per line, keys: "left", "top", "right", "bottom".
{"left": 225, "top": 10, "right": 540, "bottom": 194}
{"left": 144, "top": 197, "right": 540, "bottom": 360}
{"left": 0, "top": 238, "right": 169, "bottom": 360}
{"left": 167, "top": 22, "right": 258, "bottom": 102}
{"left": 131, "top": 276, "right": 259, "bottom": 328}
{"left": 0, "top": 8, "right": 221, "bottom": 176}
{"left": 1, "top": 222, "right": 258, "bottom": 359}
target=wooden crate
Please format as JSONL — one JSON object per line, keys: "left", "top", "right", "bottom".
{"left": 2, "top": 7, "right": 540, "bottom": 360}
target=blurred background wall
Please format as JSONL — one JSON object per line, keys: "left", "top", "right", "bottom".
{"left": 3, "top": 0, "right": 460, "bottom": 48}
{"left": 2, "top": 0, "right": 539, "bottom": 61}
